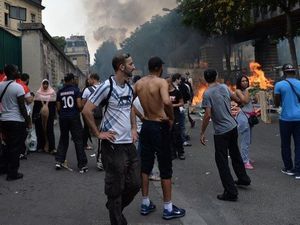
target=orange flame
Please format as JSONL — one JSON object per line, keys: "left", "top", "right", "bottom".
{"left": 192, "top": 82, "right": 208, "bottom": 106}
{"left": 248, "top": 62, "right": 274, "bottom": 90}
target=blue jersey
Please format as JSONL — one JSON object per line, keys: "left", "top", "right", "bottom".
{"left": 57, "top": 84, "right": 81, "bottom": 118}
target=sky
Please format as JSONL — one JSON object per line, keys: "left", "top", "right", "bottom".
{"left": 42, "top": 0, "right": 177, "bottom": 64}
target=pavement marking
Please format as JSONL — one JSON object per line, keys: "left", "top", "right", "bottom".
{"left": 151, "top": 166, "right": 208, "bottom": 225}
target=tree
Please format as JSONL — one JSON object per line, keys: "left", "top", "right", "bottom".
{"left": 52, "top": 36, "right": 66, "bottom": 51}
{"left": 177, "top": 0, "right": 252, "bottom": 81}
{"left": 253, "top": 0, "right": 300, "bottom": 73}
{"left": 91, "top": 41, "right": 118, "bottom": 80}
{"left": 121, "top": 11, "right": 205, "bottom": 73}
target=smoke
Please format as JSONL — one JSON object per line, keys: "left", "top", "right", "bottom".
{"left": 82, "top": 0, "right": 177, "bottom": 54}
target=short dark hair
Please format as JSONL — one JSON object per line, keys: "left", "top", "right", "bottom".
{"left": 89, "top": 73, "right": 100, "bottom": 81}
{"left": 4, "top": 64, "right": 17, "bottom": 79}
{"left": 204, "top": 69, "right": 217, "bottom": 83}
{"left": 21, "top": 73, "right": 30, "bottom": 82}
{"left": 148, "top": 56, "right": 164, "bottom": 73}
{"left": 112, "top": 53, "right": 130, "bottom": 72}
{"left": 64, "top": 73, "right": 75, "bottom": 82}
{"left": 171, "top": 73, "right": 181, "bottom": 82}
{"left": 236, "top": 75, "right": 249, "bottom": 90}
{"left": 133, "top": 75, "right": 141, "bottom": 84}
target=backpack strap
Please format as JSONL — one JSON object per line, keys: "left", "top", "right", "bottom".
{"left": 285, "top": 79, "right": 300, "bottom": 102}
{"left": 0, "top": 81, "right": 14, "bottom": 102}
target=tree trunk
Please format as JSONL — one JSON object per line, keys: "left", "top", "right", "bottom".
{"left": 286, "top": 12, "right": 299, "bottom": 75}
{"left": 223, "top": 42, "right": 232, "bottom": 82}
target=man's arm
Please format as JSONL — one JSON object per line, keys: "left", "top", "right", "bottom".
{"left": 130, "top": 107, "right": 138, "bottom": 143}
{"left": 82, "top": 101, "right": 116, "bottom": 142}
{"left": 274, "top": 94, "right": 281, "bottom": 107}
{"left": 56, "top": 101, "right": 61, "bottom": 113}
{"left": 17, "top": 95, "right": 31, "bottom": 128}
{"left": 200, "top": 107, "right": 211, "bottom": 145}
{"left": 76, "top": 97, "right": 83, "bottom": 111}
{"left": 160, "top": 80, "right": 174, "bottom": 121}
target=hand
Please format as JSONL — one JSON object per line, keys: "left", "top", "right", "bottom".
{"left": 27, "top": 121, "right": 32, "bottom": 129}
{"left": 168, "top": 119, "right": 174, "bottom": 130}
{"left": 200, "top": 133, "right": 206, "bottom": 146}
{"left": 131, "top": 129, "right": 138, "bottom": 143}
{"left": 98, "top": 131, "right": 116, "bottom": 142}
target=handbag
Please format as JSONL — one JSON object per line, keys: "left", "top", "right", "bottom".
{"left": 243, "top": 111, "right": 259, "bottom": 127}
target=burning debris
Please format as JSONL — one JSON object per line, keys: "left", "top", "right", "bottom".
{"left": 248, "top": 62, "right": 274, "bottom": 90}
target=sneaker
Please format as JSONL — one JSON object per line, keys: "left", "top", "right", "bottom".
{"left": 140, "top": 201, "right": 156, "bottom": 215}
{"left": 163, "top": 205, "right": 186, "bottom": 220}
{"left": 149, "top": 173, "right": 161, "bottom": 181}
{"left": 55, "top": 162, "right": 62, "bottom": 170}
{"left": 244, "top": 162, "right": 254, "bottom": 170}
{"left": 281, "top": 168, "right": 296, "bottom": 176}
{"left": 295, "top": 173, "right": 300, "bottom": 180}
{"left": 183, "top": 141, "right": 192, "bottom": 147}
{"left": 79, "top": 166, "right": 88, "bottom": 173}
{"left": 217, "top": 192, "right": 238, "bottom": 202}
{"left": 19, "top": 154, "right": 27, "bottom": 160}
{"left": 97, "top": 161, "right": 104, "bottom": 171}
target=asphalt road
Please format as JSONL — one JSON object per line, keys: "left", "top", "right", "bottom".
{"left": 0, "top": 114, "right": 299, "bottom": 225}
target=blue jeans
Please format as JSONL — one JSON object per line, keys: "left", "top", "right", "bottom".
{"left": 237, "top": 112, "right": 252, "bottom": 163}
{"left": 279, "top": 120, "right": 300, "bottom": 173}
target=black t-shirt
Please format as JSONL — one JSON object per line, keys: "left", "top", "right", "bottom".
{"left": 169, "top": 88, "right": 183, "bottom": 116}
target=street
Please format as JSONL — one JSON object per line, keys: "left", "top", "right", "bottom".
{"left": 0, "top": 114, "right": 299, "bottom": 225}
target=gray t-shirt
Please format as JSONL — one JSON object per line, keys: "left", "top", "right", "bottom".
{"left": 202, "top": 84, "right": 237, "bottom": 135}
{"left": 0, "top": 80, "right": 25, "bottom": 122}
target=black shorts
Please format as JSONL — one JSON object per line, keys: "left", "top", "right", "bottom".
{"left": 140, "top": 120, "right": 172, "bottom": 179}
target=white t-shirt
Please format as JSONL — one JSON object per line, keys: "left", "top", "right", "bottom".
{"left": 82, "top": 83, "right": 100, "bottom": 100}
{"left": 89, "top": 77, "right": 133, "bottom": 144}
{"left": 0, "top": 81, "right": 25, "bottom": 122}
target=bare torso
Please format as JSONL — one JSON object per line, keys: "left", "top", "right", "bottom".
{"left": 135, "top": 75, "right": 168, "bottom": 121}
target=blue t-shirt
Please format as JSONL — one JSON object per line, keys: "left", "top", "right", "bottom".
{"left": 274, "top": 78, "right": 300, "bottom": 121}
{"left": 56, "top": 84, "right": 81, "bottom": 118}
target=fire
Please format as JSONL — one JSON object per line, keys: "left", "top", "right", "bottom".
{"left": 248, "top": 62, "right": 274, "bottom": 89}
{"left": 192, "top": 81, "right": 208, "bottom": 106}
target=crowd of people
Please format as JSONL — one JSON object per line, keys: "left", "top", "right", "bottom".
{"left": 0, "top": 53, "right": 299, "bottom": 224}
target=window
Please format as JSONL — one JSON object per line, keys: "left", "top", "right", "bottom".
{"left": 9, "top": 6, "right": 26, "bottom": 21}
{"left": 31, "top": 13, "right": 36, "bottom": 22}
{"left": 4, "top": 13, "right": 9, "bottom": 27}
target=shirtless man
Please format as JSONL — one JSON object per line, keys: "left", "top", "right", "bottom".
{"left": 134, "top": 56, "right": 185, "bottom": 220}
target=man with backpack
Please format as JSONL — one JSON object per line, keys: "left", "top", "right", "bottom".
{"left": 82, "top": 53, "right": 140, "bottom": 225}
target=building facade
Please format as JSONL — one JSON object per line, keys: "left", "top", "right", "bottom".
{"left": 19, "top": 23, "right": 85, "bottom": 92}
{"left": 0, "top": 0, "right": 44, "bottom": 36}
{"left": 65, "top": 35, "right": 90, "bottom": 75}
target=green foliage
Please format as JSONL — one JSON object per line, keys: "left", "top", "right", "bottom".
{"left": 120, "top": 11, "right": 204, "bottom": 74}
{"left": 91, "top": 41, "right": 117, "bottom": 81}
{"left": 177, "top": 0, "right": 252, "bottom": 37}
{"left": 52, "top": 36, "right": 66, "bottom": 52}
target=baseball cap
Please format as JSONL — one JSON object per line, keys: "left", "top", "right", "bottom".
{"left": 148, "top": 56, "right": 165, "bottom": 71}
{"left": 282, "top": 63, "right": 296, "bottom": 72}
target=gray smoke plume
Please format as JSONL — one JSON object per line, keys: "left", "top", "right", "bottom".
{"left": 83, "top": 0, "right": 177, "bottom": 46}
